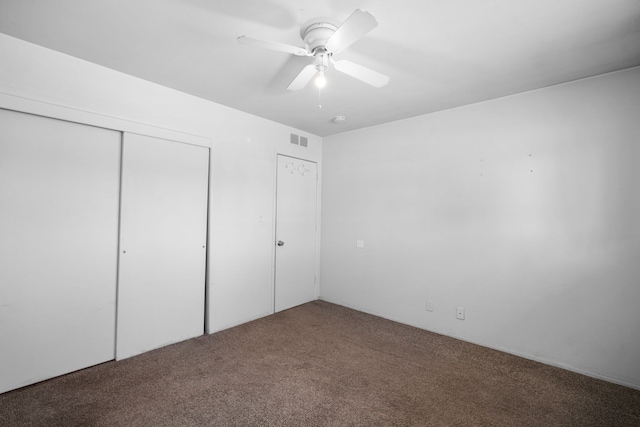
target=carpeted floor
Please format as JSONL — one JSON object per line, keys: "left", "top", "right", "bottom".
{"left": 1, "top": 300, "right": 639, "bottom": 426}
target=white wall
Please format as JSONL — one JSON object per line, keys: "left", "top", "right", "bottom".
{"left": 0, "top": 33, "right": 322, "bottom": 334}
{"left": 321, "top": 67, "right": 640, "bottom": 389}
{"left": 4, "top": 30, "right": 639, "bottom": 390}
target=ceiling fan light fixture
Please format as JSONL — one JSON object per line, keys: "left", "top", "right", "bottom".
{"left": 333, "top": 115, "right": 347, "bottom": 124}
{"left": 314, "top": 71, "right": 327, "bottom": 88}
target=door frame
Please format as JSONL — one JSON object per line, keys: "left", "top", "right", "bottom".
{"left": 271, "top": 153, "right": 322, "bottom": 313}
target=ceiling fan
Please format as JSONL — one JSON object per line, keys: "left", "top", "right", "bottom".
{"left": 237, "top": 9, "right": 389, "bottom": 91}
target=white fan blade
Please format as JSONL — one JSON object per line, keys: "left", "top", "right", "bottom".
{"left": 333, "top": 59, "right": 389, "bottom": 88}
{"left": 237, "top": 36, "right": 310, "bottom": 56}
{"left": 287, "top": 64, "right": 318, "bottom": 91}
{"left": 326, "top": 9, "right": 378, "bottom": 53}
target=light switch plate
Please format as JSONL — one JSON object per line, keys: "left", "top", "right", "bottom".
{"left": 356, "top": 240, "right": 364, "bottom": 249}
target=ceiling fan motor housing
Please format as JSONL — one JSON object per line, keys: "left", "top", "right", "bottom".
{"left": 301, "top": 21, "right": 337, "bottom": 54}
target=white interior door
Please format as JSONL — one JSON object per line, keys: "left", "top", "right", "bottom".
{"left": 116, "top": 133, "right": 209, "bottom": 360}
{"left": 0, "top": 109, "right": 120, "bottom": 394}
{"left": 274, "top": 155, "right": 318, "bottom": 312}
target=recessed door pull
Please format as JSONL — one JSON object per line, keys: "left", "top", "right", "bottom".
{"left": 277, "top": 241, "right": 284, "bottom": 246}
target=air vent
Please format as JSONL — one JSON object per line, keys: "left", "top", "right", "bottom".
{"left": 290, "top": 133, "right": 309, "bottom": 148}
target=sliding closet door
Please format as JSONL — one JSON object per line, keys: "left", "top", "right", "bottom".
{"left": 0, "top": 109, "right": 120, "bottom": 394}
{"left": 116, "top": 133, "right": 209, "bottom": 360}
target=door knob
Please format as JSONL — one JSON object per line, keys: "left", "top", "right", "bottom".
{"left": 277, "top": 240, "right": 284, "bottom": 246}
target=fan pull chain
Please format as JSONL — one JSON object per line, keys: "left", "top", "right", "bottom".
{"left": 318, "top": 87, "right": 322, "bottom": 109}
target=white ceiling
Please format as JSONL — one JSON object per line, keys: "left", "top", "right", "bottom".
{"left": 1, "top": 0, "right": 639, "bottom": 136}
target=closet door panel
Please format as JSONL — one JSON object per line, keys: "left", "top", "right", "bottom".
{"left": 116, "top": 133, "right": 209, "bottom": 360}
{"left": 0, "top": 109, "right": 120, "bottom": 394}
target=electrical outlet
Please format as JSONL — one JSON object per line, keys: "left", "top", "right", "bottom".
{"left": 456, "top": 307, "right": 465, "bottom": 320}
{"left": 426, "top": 299, "right": 433, "bottom": 312}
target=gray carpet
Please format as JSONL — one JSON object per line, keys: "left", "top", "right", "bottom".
{"left": 1, "top": 300, "right": 639, "bottom": 426}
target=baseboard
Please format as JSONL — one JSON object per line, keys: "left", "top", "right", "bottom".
{"left": 317, "top": 297, "right": 640, "bottom": 391}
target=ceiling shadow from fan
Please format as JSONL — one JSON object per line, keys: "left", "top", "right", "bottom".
{"left": 344, "top": 35, "right": 473, "bottom": 86}
{"left": 186, "top": 0, "right": 297, "bottom": 30}
{"left": 330, "top": 35, "right": 506, "bottom": 121}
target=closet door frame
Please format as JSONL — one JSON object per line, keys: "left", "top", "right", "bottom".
{"left": 0, "top": 91, "right": 212, "bottom": 392}
{"left": 0, "top": 92, "right": 211, "bottom": 149}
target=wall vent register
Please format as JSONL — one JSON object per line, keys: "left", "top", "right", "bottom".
{"left": 290, "top": 133, "right": 309, "bottom": 147}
